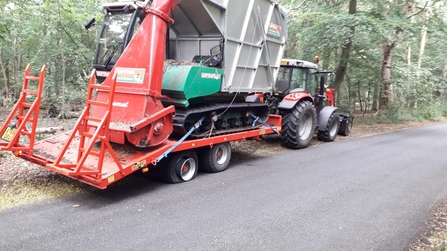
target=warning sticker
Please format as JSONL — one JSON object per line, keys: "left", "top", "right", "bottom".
{"left": 116, "top": 68, "right": 145, "bottom": 84}
{"left": 1, "top": 127, "right": 17, "bottom": 141}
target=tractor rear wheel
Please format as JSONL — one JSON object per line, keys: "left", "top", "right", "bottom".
{"left": 199, "top": 142, "right": 232, "bottom": 173}
{"left": 281, "top": 100, "right": 316, "bottom": 149}
{"left": 317, "top": 112, "right": 340, "bottom": 142}
{"left": 158, "top": 150, "right": 199, "bottom": 183}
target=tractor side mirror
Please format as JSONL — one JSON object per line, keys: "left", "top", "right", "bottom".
{"left": 329, "top": 73, "right": 336, "bottom": 86}
{"left": 210, "top": 45, "right": 221, "bottom": 56}
{"left": 84, "top": 18, "right": 96, "bottom": 30}
{"left": 209, "top": 45, "right": 223, "bottom": 67}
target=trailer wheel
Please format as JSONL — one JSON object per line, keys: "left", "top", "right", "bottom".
{"left": 281, "top": 100, "right": 316, "bottom": 149}
{"left": 199, "top": 142, "right": 232, "bottom": 173}
{"left": 317, "top": 112, "right": 340, "bottom": 142}
{"left": 338, "top": 115, "right": 352, "bottom": 136}
{"left": 159, "top": 151, "right": 199, "bottom": 183}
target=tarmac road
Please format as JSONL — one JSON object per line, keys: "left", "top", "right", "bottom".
{"left": 1, "top": 123, "right": 447, "bottom": 251}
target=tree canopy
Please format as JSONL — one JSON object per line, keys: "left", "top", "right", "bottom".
{"left": 279, "top": 0, "right": 447, "bottom": 119}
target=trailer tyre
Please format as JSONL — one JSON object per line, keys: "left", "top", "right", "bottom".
{"left": 159, "top": 151, "right": 199, "bottom": 184}
{"left": 317, "top": 112, "right": 340, "bottom": 142}
{"left": 281, "top": 100, "right": 316, "bottom": 149}
{"left": 338, "top": 116, "right": 352, "bottom": 136}
{"left": 199, "top": 142, "right": 232, "bottom": 173}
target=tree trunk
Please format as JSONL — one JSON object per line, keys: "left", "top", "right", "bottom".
{"left": 372, "top": 81, "right": 379, "bottom": 111}
{"left": 0, "top": 48, "right": 10, "bottom": 99}
{"left": 417, "top": 26, "right": 427, "bottom": 73}
{"left": 379, "top": 42, "right": 396, "bottom": 110}
{"left": 322, "top": 50, "right": 331, "bottom": 71}
{"left": 329, "top": 0, "right": 356, "bottom": 93}
{"left": 13, "top": 38, "right": 22, "bottom": 83}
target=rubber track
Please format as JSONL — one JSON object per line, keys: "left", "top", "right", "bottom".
{"left": 172, "top": 103, "right": 270, "bottom": 138}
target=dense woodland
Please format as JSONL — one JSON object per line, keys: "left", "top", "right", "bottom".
{"left": 0, "top": 0, "right": 446, "bottom": 122}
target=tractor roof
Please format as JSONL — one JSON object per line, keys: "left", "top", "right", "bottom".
{"left": 281, "top": 59, "right": 318, "bottom": 69}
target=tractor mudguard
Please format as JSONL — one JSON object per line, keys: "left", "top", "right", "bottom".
{"left": 318, "top": 106, "right": 338, "bottom": 131}
{"left": 277, "top": 99, "right": 298, "bottom": 110}
{"left": 277, "top": 92, "right": 314, "bottom": 111}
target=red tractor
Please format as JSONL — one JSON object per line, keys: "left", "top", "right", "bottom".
{"left": 267, "top": 59, "right": 353, "bottom": 149}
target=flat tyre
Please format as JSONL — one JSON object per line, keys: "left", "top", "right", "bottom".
{"left": 199, "top": 142, "right": 232, "bottom": 173}
{"left": 159, "top": 150, "right": 199, "bottom": 183}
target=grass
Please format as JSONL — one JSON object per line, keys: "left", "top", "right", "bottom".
{"left": 0, "top": 172, "right": 90, "bottom": 211}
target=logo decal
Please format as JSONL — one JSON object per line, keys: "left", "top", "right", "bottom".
{"left": 132, "top": 160, "right": 147, "bottom": 171}
{"left": 268, "top": 23, "right": 282, "bottom": 38}
{"left": 201, "top": 73, "right": 221, "bottom": 80}
{"left": 96, "top": 71, "right": 110, "bottom": 77}
{"left": 112, "top": 101, "right": 129, "bottom": 108}
{"left": 116, "top": 68, "right": 145, "bottom": 84}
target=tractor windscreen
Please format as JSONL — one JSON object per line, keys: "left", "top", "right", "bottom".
{"left": 276, "top": 67, "right": 317, "bottom": 94}
{"left": 93, "top": 9, "right": 143, "bottom": 72}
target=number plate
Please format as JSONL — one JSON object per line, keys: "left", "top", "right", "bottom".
{"left": 1, "top": 127, "right": 18, "bottom": 141}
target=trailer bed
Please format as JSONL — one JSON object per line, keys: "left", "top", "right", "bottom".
{"left": 2, "top": 115, "right": 281, "bottom": 189}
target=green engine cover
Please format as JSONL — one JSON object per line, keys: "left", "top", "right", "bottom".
{"left": 162, "top": 65, "right": 224, "bottom": 107}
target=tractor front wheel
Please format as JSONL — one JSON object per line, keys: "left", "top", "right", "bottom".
{"left": 281, "top": 100, "right": 316, "bottom": 149}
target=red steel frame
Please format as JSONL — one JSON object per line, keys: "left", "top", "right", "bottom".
{"left": 44, "top": 70, "right": 125, "bottom": 182}
{"left": 0, "top": 64, "right": 45, "bottom": 156}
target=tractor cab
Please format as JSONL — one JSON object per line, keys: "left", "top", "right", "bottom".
{"left": 275, "top": 59, "right": 318, "bottom": 96}
{"left": 85, "top": 0, "right": 148, "bottom": 82}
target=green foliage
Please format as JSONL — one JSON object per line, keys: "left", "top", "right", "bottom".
{"left": 0, "top": 96, "right": 15, "bottom": 108}
{"left": 0, "top": 0, "right": 98, "bottom": 105}
{"left": 365, "top": 99, "right": 447, "bottom": 124}
{"left": 277, "top": 0, "right": 447, "bottom": 119}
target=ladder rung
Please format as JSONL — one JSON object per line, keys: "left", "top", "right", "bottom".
{"left": 85, "top": 116, "right": 102, "bottom": 123}
{"left": 25, "top": 76, "right": 40, "bottom": 81}
{"left": 87, "top": 100, "right": 109, "bottom": 107}
{"left": 81, "top": 132, "right": 93, "bottom": 138}
{"left": 91, "top": 84, "right": 111, "bottom": 91}
{"left": 20, "top": 130, "right": 32, "bottom": 136}
{"left": 89, "top": 151, "right": 101, "bottom": 158}
{"left": 22, "top": 103, "right": 32, "bottom": 108}
{"left": 78, "top": 149, "right": 102, "bottom": 157}
{"left": 77, "top": 167, "right": 99, "bottom": 174}
{"left": 23, "top": 89, "right": 38, "bottom": 95}
{"left": 16, "top": 116, "right": 34, "bottom": 121}
{"left": 16, "top": 116, "right": 32, "bottom": 121}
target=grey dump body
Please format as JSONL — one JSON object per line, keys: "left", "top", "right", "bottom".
{"left": 168, "top": 0, "right": 288, "bottom": 94}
